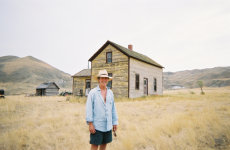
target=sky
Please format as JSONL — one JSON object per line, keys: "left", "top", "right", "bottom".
{"left": 0, "top": 0, "right": 230, "bottom": 75}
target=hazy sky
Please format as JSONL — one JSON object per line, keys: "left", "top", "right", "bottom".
{"left": 1, "top": 0, "right": 230, "bottom": 75}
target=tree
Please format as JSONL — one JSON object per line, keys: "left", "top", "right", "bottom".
{"left": 197, "top": 80, "right": 205, "bottom": 95}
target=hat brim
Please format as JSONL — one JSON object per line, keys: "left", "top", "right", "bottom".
{"left": 95, "top": 75, "right": 112, "bottom": 81}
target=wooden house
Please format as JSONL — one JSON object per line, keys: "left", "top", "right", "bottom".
{"left": 73, "top": 40, "right": 164, "bottom": 98}
{"left": 72, "top": 69, "right": 91, "bottom": 96}
{"left": 36, "top": 82, "right": 60, "bottom": 96}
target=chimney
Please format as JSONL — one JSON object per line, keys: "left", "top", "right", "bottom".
{"left": 128, "top": 44, "right": 133, "bottom": 51}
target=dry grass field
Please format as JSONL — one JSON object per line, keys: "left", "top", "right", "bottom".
{"left": 0, "top": 87, "right": 230, "bottom": 150}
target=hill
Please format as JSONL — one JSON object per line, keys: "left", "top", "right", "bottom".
{"left": 164, "top": 66, "right": 230, "bottom": 89}
{"left": 0, "top": 56, "right": 72, "bottom": 95}
{"left": 1, "top": 55, "right": 229, "bottom": 93}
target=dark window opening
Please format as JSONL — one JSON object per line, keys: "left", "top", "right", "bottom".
{"left": 135, "top": 74, "right": 139, "bottom": 90}
{"left": 106, "top": 52, "right": 112, "bottom": 63}
{"left": 154, "top": 78, "right": 157, "bottom": 92}
{"left": 85, "top": 79, "right": 91, "bottom": 89}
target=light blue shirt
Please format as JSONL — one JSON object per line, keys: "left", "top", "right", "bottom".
{"left": 86, "top": 85, "right": 118, "bottom": 132}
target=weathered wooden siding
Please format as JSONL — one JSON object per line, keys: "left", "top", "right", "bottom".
{"left": 45, "top": 88, "right": 59, "bottom": 96}
{"left": 91, "top": 44, "right": 129, "bottom": 97}
{"left": 73, "top": 77, "right": 91, "bottom": 96}
{"left": 129, "top": 58, "right": 163, "bottom": 98}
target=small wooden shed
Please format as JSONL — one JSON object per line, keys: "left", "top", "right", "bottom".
{"left": 36, "top": 82, "right": 60, "bottom": 96}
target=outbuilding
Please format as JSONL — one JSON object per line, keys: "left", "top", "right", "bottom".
{"left": 36, "top": 82, "right": 60, "bottom": 96}
{"left": 72, "top": 69, "right": 91, "bottom": 96}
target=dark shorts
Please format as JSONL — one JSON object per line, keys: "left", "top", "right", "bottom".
{"left": 90, "top": 130, "right": 112, "bottom": 145}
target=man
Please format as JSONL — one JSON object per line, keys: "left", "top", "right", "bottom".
{"left": 86, "top": 69, "right": 118, "bottom": 150}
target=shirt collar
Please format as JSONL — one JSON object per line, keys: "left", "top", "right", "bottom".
{"left": 96, "top": 85, "right": 108, "bottom": 91}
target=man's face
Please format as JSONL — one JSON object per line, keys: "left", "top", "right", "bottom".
{"left": 98, "top": 77, "right": 109, "bottom": 87}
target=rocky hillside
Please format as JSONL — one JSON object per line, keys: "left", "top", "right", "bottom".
{"left": 164, "top": 67, "right": 230, "bottom": 89}
{"left": 1, "top": 55, "right": 229, "bottom": 94}
{"left": 0, "top": 56, "right": 72, "bottom": 95}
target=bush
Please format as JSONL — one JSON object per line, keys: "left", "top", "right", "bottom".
{"left": 201, "top": 91, "right": 205, "bottom": 95}
{"left": 190, "top": 91, "right": 195, "bottom": 95}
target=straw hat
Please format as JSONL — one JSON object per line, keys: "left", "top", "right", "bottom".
{"left": 96, "top": 69, "right": 112, "bottom": 81}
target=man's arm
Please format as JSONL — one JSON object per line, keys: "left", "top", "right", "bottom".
{"left": 88, "top": 122, "right": 96, "bottom": 134}
{"left": 86, "top": 92, "right": 96, "bottom": 134}
{"left": 112, "top": 96, "right": 118, "bottom": 130}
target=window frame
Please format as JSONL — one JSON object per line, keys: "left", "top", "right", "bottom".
{"left": 106, "top": 52, "right": 112, "bottom": 63}
{"left": 135, "top": 74, "right": 140, "bottom": 90}
{"left": 85, "top": 79, "right": 91, "bottom": 90}
{"left": 154, "top": 78, "right": 157, "bottom": 92}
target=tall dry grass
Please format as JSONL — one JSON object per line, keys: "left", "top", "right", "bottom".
{"left": 0, "top": 87, "right": 230, "bottom": 150}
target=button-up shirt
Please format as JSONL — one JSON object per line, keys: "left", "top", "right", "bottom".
{"left": 86, "top": 86, "right": 118, "bottom": 132}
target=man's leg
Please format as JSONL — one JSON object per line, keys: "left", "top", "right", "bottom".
{"left": 99, "top": 144, "right": 107, "bottom": 150}
{"left": 91, "top": 144, "right": 98, "bottom": 150}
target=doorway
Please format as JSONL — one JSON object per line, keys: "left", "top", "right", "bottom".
{"left": 85, "top": 79, "right": 91, "bottom": 96}
{"left": 144, "top": 78, "right": 148, "bottom": 95}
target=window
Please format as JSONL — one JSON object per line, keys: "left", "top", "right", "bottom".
{"left": 154, "top": 78, "right": 157, "bottom": 92}
{"left": 85, "top": 79, "right": 91, "bottom": 89}
{"left": 135, "top": 74, "right": 139, "bottom": 90}
{"left": 107, "top": 73, "right": 112, "bottom": 89}
{"left": 106, "top": 52, "right": 112, "bottom": 63}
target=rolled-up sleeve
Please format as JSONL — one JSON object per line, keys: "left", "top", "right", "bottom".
{"left": 86, "top": 92, "right": 94, "bottom": 123}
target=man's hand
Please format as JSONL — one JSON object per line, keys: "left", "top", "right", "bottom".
{"left": 113, "top": 125, "right": 117, "bottom": 132}
{"left": 89, "top": 122, "right": 96, "bottom": 134}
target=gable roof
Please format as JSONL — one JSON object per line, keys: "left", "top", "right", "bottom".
{"left": 89, "top": 40, "right": 164, "bottom": 68}
{"left": 36, "top": 82, "right": 60, "bottom": 89}
{"left": 72, "top": 69, "right": 91, "bottom": 77}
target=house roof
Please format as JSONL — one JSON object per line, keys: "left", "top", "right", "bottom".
{"left": 72, "top": 69, "right": 91, "bottom": 77}
{"left": 36, "top": 82, "right": 60, "bottom": 89}
{"left": 89, "top": 40, "right": 164, "bottom": 68}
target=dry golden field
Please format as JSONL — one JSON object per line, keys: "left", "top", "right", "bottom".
{"left": 0, "top": 87, "right": 230, "bottom": 150}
